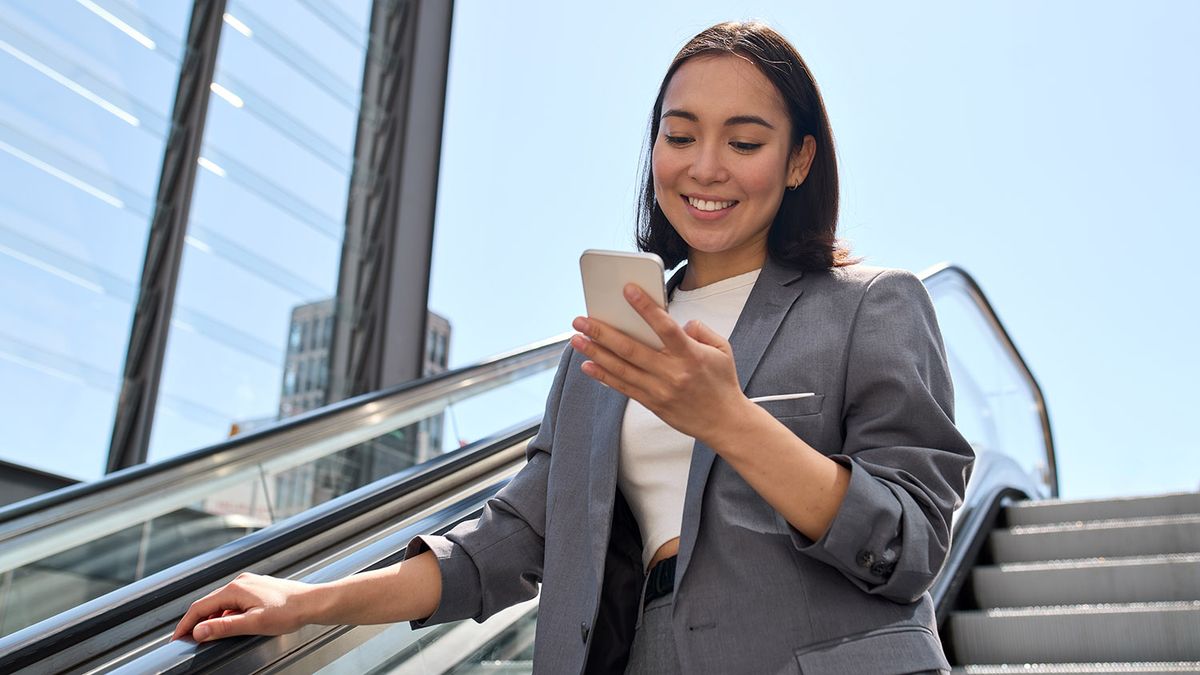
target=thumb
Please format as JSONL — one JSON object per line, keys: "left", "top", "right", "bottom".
{"left": 193, "top": 611, "right": 258, "bottom": 642}
{"left": 684, "top": 320, "right": 729, "bottom": 351}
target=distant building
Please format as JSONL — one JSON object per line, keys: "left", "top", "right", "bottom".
{"left": 279, "top": 299, "right": 335, "bottom": 419}
{"left": 270, "top": 302, "right": 452, "bottom": 518}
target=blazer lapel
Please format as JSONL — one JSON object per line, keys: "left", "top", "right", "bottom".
{"left": 673, "top": 258, "right": 806, "bottom": 592}
{"left": 589, "top": 380, "right": 628, "bottom": 565}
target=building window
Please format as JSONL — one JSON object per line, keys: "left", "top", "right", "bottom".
{"left": 284, "top": 366, "right": 297, "bottom": 395}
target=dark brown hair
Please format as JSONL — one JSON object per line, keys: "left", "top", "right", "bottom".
{"left": 636, "top": 21, "right": 855, "bottom": 271}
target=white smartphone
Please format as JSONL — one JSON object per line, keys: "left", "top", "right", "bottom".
{"left": 579, "top": 249, "right": 669, "bottom": 350}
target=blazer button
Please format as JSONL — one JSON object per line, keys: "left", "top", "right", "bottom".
{"left": 581, "top": 622, "right": 590, "bottom": 644}
{"left": 856, "top": 550, "right": 875, "bottom": 568}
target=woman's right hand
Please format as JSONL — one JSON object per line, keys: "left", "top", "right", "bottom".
{"left": 171, "top": 572, "right": 327, "bottom": 643}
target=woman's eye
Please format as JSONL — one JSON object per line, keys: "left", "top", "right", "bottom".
{"left": 731, "top": 141, "right": 763, "bottom": 152}
{"left": 664, "top": 135, "right": 693, "bottom": 146}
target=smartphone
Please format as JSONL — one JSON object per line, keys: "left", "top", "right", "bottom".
{"left": 579, "top": 249, "right": 669, "bottom": 350}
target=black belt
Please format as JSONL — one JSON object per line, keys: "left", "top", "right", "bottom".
{"left": 643, "top": 555, "right": 677, "bottom": 608}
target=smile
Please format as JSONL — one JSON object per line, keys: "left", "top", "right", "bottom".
{"left": 684, "top": 195, "right": 738, "bottom": 212}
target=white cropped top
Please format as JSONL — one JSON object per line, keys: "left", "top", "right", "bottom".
{"left": 617, "top": 267, "right": 760, "bottom": 571}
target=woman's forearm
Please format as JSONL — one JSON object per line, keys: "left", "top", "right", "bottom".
{"left": 705, "top": 399, "right": 850, "bottom": 542}
{"left": 312, "top": 550, "right": 443, "bottom": 626}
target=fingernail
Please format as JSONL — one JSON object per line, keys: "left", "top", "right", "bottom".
{"left": 572, "top": 317, "right": 588, "bottom": 332}
{"left": 194, "top": 625, "right": 210, "bottom": 641}
{"left": 623, "top": 285, "right": 639, "bottom": 300}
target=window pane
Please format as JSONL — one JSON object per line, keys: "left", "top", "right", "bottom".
{"left": 0, "top": 0, "right": 188, "bottom": 479}
{"left": 149, "top": 0, "right": 371, "bottom": 462}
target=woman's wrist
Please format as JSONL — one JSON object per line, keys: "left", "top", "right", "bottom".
{"left": 303, "top": 581, "right": 343, "bottom": 626}
{"left": 699, "top": 395, "right": 762, "bottom": 453}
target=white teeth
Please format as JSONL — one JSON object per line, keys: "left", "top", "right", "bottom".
{"left": 687, "top": 196, "right": 736, "bottom": 212}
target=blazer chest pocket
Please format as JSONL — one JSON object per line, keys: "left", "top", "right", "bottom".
{"left": 794, "top": 626, "right": 949, "bottom": 674}
{"left": 752, "top": 393, "right": 824, "bottom": 418}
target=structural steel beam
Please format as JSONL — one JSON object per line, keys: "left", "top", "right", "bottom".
{"left": 106, "top": 0, "right": 227, "bottom": 473}
{"left": 329, "top": 0, "right": 454, "bottom": 400}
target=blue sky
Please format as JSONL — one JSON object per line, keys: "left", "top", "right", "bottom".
{"left": 428, "top": 1, "right": 1200, "bottom": 500}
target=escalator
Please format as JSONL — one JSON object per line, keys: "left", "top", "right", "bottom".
{"left": 0, "top": 335, "right": 568, "bottom": 670}
{"left": 2, "top": 265, "right": 1194, "bottom": 673}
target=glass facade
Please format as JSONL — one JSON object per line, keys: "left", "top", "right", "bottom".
{"left": 0, "top": 0, "right": 190, "bottom": 479}
{"left": 0, "top": 0, "right": 382, "bottom": 479}
{"left": 147, "top": 0, "right": 372, "bottom": 462}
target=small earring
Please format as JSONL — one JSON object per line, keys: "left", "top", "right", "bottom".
{"left": 787, "top": 183, "right": 800, "bottom": 191}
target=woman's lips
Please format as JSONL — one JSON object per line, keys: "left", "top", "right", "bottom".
{"left": 681, "top": 195, "right": 737, "bottom": 220}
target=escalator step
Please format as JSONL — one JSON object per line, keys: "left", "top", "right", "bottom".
{"left": 989, "top": 515, "right": 1200, "bottom": 563}
{"left": 949, "top": 601, "right": 1200, "bottom": 663}
{"left": 950, "top": 663, "right": 1200, "bottom": 674}
{"left": 973, "top": 553, "right": 1200, "bottom": 607}
{"left": 1005, "top": 492, "right": 1200, "bottom": 527}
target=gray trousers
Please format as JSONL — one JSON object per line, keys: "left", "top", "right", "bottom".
{"left": 623, "top": 592, "right": 951, "bottom": 674}
{"left": 623, "top": 593, "right": 681, "bottom": 674}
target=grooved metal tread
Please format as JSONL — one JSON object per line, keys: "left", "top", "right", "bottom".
{"left": 958, "top": 600, "right": 1200, "bottom": 617}
{"left": 989, "top": 515, "right": 1200, "bottom": 563}
{"left": 953, "top": 664, "right": 1200, "bottom": 674}
{"left": 1007, "top": 491, "right": 1200, "bottom": 527}
{"left": 1005, "top": 514, "right": 1200, "bottom": 536}
{"left": 983, "top": 552, "right": 1200, "bottom": 572}
{"left": 950, "top": 601, "right": 1200, "bottom": 663}
{"left": 972, "top": 553, "right": 1200, "bottom": 607}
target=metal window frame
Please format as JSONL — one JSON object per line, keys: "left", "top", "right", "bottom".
{"left": 328, "top": 0, "right": 455, "bottom": 401}
{"left": 106, "top": 0, "right": 228, "bottom": 473}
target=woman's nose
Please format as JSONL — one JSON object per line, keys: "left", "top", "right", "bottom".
{"left": 687, "top": 142, "right": 729, "bottom": 184}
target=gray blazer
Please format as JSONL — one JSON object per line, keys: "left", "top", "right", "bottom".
{"left": 405, "top": 258, "right": 974, "bottom": 674}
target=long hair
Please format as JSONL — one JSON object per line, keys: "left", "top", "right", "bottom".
{"left": 636, "top": 22, "right": 855, "bottom": 271}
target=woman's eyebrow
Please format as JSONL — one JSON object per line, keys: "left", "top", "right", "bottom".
{"left": 661, "top": 109, "right": 776, "bottom": 130}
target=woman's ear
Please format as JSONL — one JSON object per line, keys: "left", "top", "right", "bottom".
{"left": 787, "top": 135, "right": 817, "bottom": 188}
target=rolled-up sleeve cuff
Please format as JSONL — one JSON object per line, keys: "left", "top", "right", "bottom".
{"left": 404, "top": 534, "right": 483, "bottom": 628}
{"left": 789, "top": 455, "right": 902, "bottom": 586}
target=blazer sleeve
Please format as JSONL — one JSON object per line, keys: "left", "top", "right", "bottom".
{"left": 402, "top": 345, "right": 573, "bottom": 627}
{"left": 790, "top": 268, "right": 974, "bottom": 603}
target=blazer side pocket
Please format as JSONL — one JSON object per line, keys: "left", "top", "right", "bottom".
{"left": 794, "top": 626, "right": 949, "bottom": 674}
{"left": 754, "top": 393, "right": 824, "bottom": 418}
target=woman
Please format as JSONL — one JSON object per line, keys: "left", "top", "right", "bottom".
{"left": 174, "top": 21, "right": 972, "bottom": 674}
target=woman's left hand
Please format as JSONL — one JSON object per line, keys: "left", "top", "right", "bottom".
{"left": 570, "top": 283, "right": 749, "bottom": 444}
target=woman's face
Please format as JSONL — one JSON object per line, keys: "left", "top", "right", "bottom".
{"left": 652, "top": 54, "right": 812, "bottom": 265}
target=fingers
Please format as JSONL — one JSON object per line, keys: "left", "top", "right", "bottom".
{"left": 570, "top": 333, "right": 658, "bottom": 396}
{"left": 192, "top": 610, "right": 260, "bottom": 642}
{"left": 571, "top": 316, "right": 658, "bottom": 371}
{"left": 172, "top": 576, "right": 258, "bottom": 641}
{"left": 173, "top": 590, "right": 240, "bottom": 641}
{"left": 622, "top": 284, "right": 690, "bottom": 352}
{"left": 683, "top": 320, "right": 731, "bottom": 353}
{"left": 579, "top": 359, "right": 654, "bottom": 404}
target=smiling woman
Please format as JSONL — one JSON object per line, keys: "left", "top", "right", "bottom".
{"left": 637, "top": 23, "right": 849, "bottom": 282}
{"left": 173, "top": 21, "right": 969, "bottom": 675}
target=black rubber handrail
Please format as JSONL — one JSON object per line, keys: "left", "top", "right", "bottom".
{"left": 113, "top": 480, "right": 503, "bottom": 674}
{"left": 920, "top": 263, "right": 1058, "bottom": 496}
{"left": 0, "top": 419, "right": 539, "bottom": 673}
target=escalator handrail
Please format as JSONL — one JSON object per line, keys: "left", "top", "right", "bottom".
{"left": 0, "top": 419, "right": 539, "bottom": 673}
{"left": 0, "top": 333, "right": 568, "bottom": 533}
{"left": 112, "top": 477, "right": 506, "bottom": 675}
{"left": 919, "top": 263, "right": 1058, "bottom": 496}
